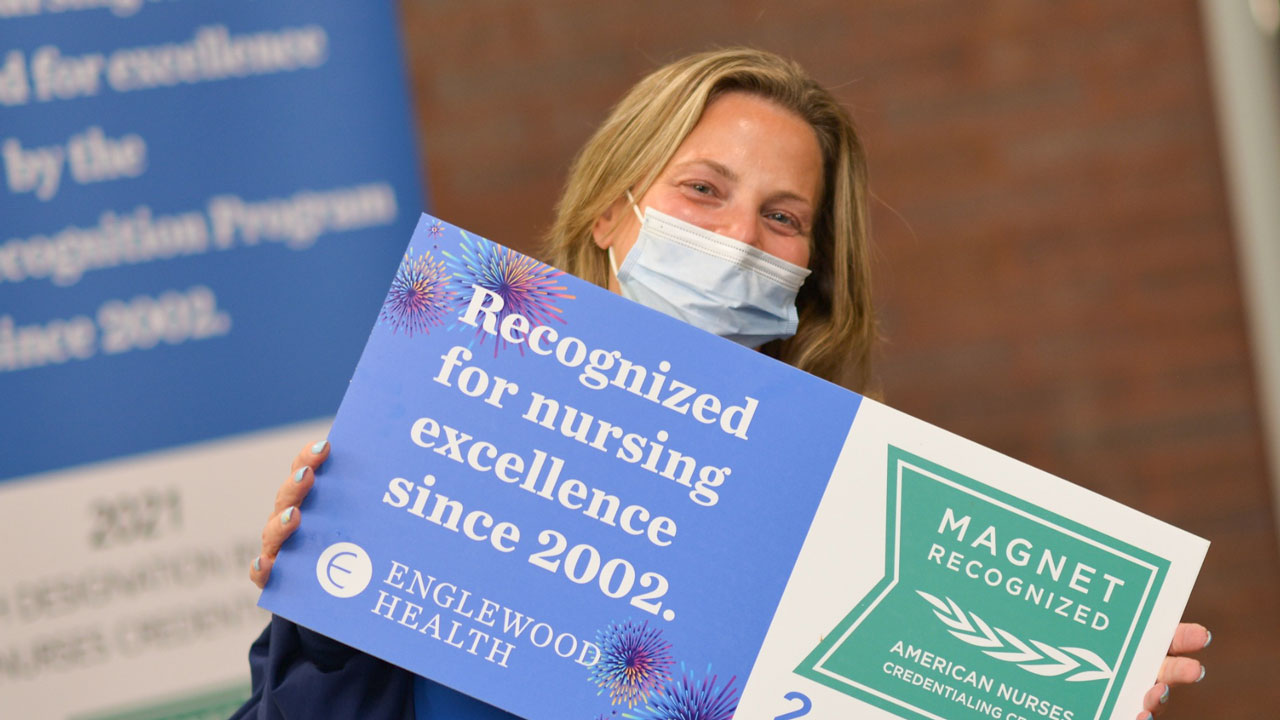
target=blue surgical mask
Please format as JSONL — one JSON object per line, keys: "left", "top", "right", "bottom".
{"left": 608, "top": 196, "right": 811, "bottom": 348}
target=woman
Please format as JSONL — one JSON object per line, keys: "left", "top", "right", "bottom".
{"left": 236, "top": 48, "right": 1208, "bottom": 720}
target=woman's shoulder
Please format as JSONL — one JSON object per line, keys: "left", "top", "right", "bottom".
{"left": 230, "top": 614, "right": 415, "bottom": 720}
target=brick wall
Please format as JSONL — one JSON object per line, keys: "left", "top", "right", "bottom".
{"left": 399, "top": 1, "right": 1279, "bottom": 714}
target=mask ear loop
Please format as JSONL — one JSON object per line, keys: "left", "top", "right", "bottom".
{"left": 609, "top": 190, "right": 646, "bottom": 278}
{"left": 624, "top": 189, "right": 645, "bottom": 223}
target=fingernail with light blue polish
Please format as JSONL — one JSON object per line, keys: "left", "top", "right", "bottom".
{"left": 1196, "top": 666, "right": 1206, "bottom": 682}
{"left": 293, "top": 467, "right": 306, "bottom": 483}
{"left": 281, "top": 507, "right": 294, "bottom": 525}
{"left": 311, "top": 440, "right": 328, "bottom": 455}
{"left": 253, "top": 556, "right": 261, "bottom": 572}
{"left": 1203, "top": 629, "right": 1212, "bottom": 648}
{"left": 1160, "top": 685, "right": 1170, "bottom": 704}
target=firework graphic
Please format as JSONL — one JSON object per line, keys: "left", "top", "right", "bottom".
{"left": 622, "top": 664, "right": 739, "bottom": 720}
{"left": 380, "top": 248, "right": 456, "bottom": 336}
{"left": 444, "top": 231, "right": 574, "bottom": 352}
{"left": 589, "top": 620, "right": 675, "bottom": 708}
{"left": 428, "top": 220, "right": 445, "bottom": 238}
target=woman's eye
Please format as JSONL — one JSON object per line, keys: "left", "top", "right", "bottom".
{"left": 766, "top": 211, "right": 803, "bottom": 232}
{"left": 685, "top": 182, "right": 715, "bottom": 196}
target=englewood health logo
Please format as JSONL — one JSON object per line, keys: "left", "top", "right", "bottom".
{"left": 317, "top": 541, "right": 374, "bottom": 598}
{"left": 799, "top": 446, "right": 1170, "bottom": 720}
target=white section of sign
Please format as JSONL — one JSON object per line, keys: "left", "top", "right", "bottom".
{"left": 737, "top": 400, "right": 1208, "bottom": 719}
{"left": 0, "top": 418, "right": 330, "bottom": 719}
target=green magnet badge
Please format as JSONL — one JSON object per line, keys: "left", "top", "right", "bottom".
{"left": 798, "top": 446, "right": 1168, "bottom": 720}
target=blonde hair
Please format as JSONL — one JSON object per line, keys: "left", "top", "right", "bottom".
{"left": 542, "top": 48, "right": 875, "bottom": 392}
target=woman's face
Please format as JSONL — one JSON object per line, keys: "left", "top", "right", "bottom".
{"left": 592, "top": 91, "right": 824, "bottom": 291}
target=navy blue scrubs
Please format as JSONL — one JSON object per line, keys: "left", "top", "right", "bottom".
{"left": 231, "top": 615, "right": 522, "bottom": 719}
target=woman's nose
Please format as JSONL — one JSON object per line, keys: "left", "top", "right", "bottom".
{"left": 716, "top": 205, "right": 763, "bottom": 249}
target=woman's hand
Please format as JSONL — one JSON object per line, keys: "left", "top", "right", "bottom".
{"left": 249, "top": 439, "right": 329, "bottom": 589}
{"left": 1136, "top": 622, "right": 1210, "bottom": 719}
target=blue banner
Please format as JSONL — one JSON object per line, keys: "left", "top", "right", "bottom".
{"left": 0, "top": 0, "right": 425, "bottom": 480}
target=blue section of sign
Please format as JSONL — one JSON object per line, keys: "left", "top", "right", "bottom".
{"left": 259, "top": 215, "right": 864, "bottom": 719}
{"left": 0, "top": 1, "right": 425, "bottom": 480}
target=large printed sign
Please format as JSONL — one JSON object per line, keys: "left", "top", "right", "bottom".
{"left": 0, "top": 2, "right": 423, "bottom": 717}
{"left": 260, "top": 215, "right": 1208, "bottom": 720}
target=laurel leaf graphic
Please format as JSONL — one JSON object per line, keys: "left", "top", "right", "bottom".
{"left": 1062, "top": 646, "right": 1116, "bottom": 683}
{"left": 1066, "top": 669, "right": 1113, "bottom": 682}
{"left": 966, "top": 611, "right": 1002, "bottom": 648}
{"left": 988, "top": 628, "right": 1039, "bottom": 663}
{"left": 1030, "top": 639, "right": 1077, "bottom": 666}
{"left": 917, "top": 590, "right": 951, "bottom": 614}
{"left": 915, "top": 591, "right": 1115, "bottom": 683}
